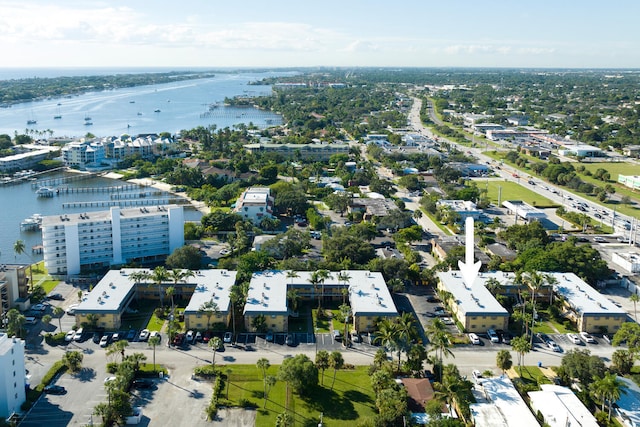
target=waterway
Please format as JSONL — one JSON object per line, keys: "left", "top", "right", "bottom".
{"left": 0, "top": 171, "right": 203, "bottom": 266}
{"left": 0, "top": 70, "right": 289, "bottom": 137}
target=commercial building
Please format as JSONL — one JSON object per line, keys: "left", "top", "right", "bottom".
{"left": 436, "top": 271, "right": 509, "bottom": 333}
{"left": 243, "top": 142, "right": 349, "bottom": 161}
{"left": 233, "top": 187, "right": 274, "bottom": 225}
{"left": 529, "top": 384, "right": 598, "bottom": 427}
{"left": 470, "top": 376, "right": 539, "bottom": 427}
{"left": 612, "top": 252, "right": 640, "bottom": 273}
{"left": 549, "top": 272, "right": 627, "bottom": 333}
{"left": 618, "top": 175, "right": 640, "bottom": 191}
{"left": 61, "top": 139, "right": 106, "bottom": 169}
{"left": 436, "top": 200, "right": 482, "bottom": 221}
{"left": 502, "top": 200, "right": 547, "bottom": 222}
{"left": 243, "top": 270, "right": 398, "bottom": 333}
{"left": 0, "top": 333, "right": 26, "bottom": 420}
{"left": 75, "top": 268, "right": 236, "bottom": 330}
{"left": 41, "top": 206, "right": 184, "bottom": 275}
{"left": 558, "top": 144, "right": 604, "bottom": 158}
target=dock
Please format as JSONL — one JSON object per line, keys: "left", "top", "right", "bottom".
{"left": 30, "top": 172, "right": 96, "bottom": 189}
{"left": 55, "top": 184, "right": 141, "bottom": 194}
{"left": 62, "top": 198, "right": 189, "bottom": 209}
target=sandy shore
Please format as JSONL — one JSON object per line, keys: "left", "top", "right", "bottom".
{"left": 100, "top": 172, "right": 210, "bottom": 215}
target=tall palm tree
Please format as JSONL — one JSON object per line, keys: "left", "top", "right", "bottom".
{"left": 316, "top": 269, "right": 331, "bottom": 309}
{"left": 630, "top": 293, "right": 639, "bottom": 322}
{"left": 286, "top": 289, "right": 300, "bottom": 314}
{"left": 511, "top": 335, "right": 532, "bottom": 376}
{"left": 592, "top": 372, "right": 626, "bottom": 421}
{"left": 425, "top": 318, "right": 453, "bottom": 381}
{"left": 256, "top": 357, "right": 271, "bottom": 398}
{"left": 286, "top": 270, "right": 299, "bottom": 286}
{"left": 53, "top": 306, "right": 64, "bottom": 331}
{"left": 165, "top": 286, "right": 176, "bottom": 315}
{"left": 329, "top": 351, "right": 344, "bottom": 390}
{"left": 198, "top": 300, "right": 219, "bottom": 330}
{"left": 148, "top": 335, "right": 160, "bottom": 372}
{"left": 395, "top": 312, "right": 417, "bottom": 370}
{"left": 151, "top": 266, "right": 168, "bottom": 309}
{"left": 522, "top": 271, "right": 550, "bottom": 345}
{"left": 315, "top": 350, "right": 330, "bottom": 385}
{"left": 484, "top": 278, "right": 503, "bottom": 296}
{"left": 168, "top": 268, "right": 194, "bottom": 309}
{"left": 308, "top": 272, "right": 321, "bottom": 309}
{"left": 374, "top": 319, "right": 400, "bottom": 363}
{"left": 13, "top": 240, "right": 33, "bottom": 290}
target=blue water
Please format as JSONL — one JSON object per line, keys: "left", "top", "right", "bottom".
{"left": 0, "top": 70, "right": 290, "bottom": 137}
{"left": 0, "top": 69, "right": 294, "bottom": 265}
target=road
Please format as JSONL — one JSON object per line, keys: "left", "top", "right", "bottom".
{"left": 408, "top": 97, "right": 639, "bottom": 240}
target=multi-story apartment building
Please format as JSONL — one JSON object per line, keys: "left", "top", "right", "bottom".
{"left": 243, "top": 142, "right": 349, "bottom": 161}
{"left": 61, "top": 139, "right": 106, "bottom": 169}
{"left": 233, "top": 187, "right": 274, "bottom": 225}
{"left": 0, "top": 265, "right": 30, "bottom": 318}
{"left": 0, "top": 145, "right": 60, "bottom": 173}
{"left": 41, "top": 205, "right": 184, "bottom": 275}
{"left": 0, "top": 333, "right": 26, "bottom": 420}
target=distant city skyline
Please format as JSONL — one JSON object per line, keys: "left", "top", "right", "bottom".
{"left": 2, "top": 0, "right": 639, "bottom": 69}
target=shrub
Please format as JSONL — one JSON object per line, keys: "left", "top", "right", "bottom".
{"left": 238, "top": 398, "right": 257, "bottom": 408}
{"left": 106, "top": 362, "right": 118, "bottom": 374}
{"left": 194, "top": 365, "right": 218, "bottom": 378}
{"left": 35, "top": 361, "right": 67, "bottom": 392}
{"left": 137, "top": 363, "right": 167, "bottom": 377}
{"left": 44, "top": 332, "right": 67, "bottom": 346}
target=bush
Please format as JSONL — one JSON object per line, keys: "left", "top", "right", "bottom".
{"left": 194, "top": 365, "right": 218, "bottom": 378}
{"left": 44, "top": 332, "right": 67, "bottom": 346}
{"left": 107, "top": 362, "right": 118, "bottom": 374}
{"left": 35, "top": 361, "right": 67, "bottom": 392}
{"left": 238, "top": 398, "right": 257, "bottom": 408}
{"left": 137, "top": 363, "right": 167, "bottom": 377}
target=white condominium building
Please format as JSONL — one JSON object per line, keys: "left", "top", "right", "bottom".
{"left": 42, "top": 205, "right": 184, "bottom": 275}
{"left": 0, "top": 333, "right": 26, "bottom": 420}
{"left": 233, "top": 187, "right": 274, "bottom": 225}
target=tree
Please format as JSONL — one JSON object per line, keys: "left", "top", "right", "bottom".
{"left": 63, "top": 350, "right": 84, "bottom": 372}
{"left": 591, "top": 373, "right": 626, "bottom": 421}
{"left": 53, "top": 306, "right": 64, "bottom": 331}
{"left": 166, "top": 245, "right": 202, "bottom": 269}
{"left": 560, "top": 349, "right": 606, "bottom": 385}
{"left": 630, "top": 293, "right": 639, "bottom": 322}
{"left": 511, "top": 335, "right": 531, "bottom": 376}
{"left": 256, "top": 357, "right": 271, "bottom": 399}
{"left": 264, "top": 375, "right": 276, "bottom": 408}
{"left": 6, "top": 308, "right": 26, "bottom": 338}
{"left": 277, "top": 354, "right": 318, "bottom": 396}
{"left": 151, "top": 266, "right": 168, "bottom": 309}
{"left": 374, "top": 319, "right": 400, "bottom": 363}
{"left": 286, "top": 289, "right": 300, "bottom": 313}
{"left": 42, "top": 314, "right": 52, "bottom": 327}
{"left": 148, "top": 335, "right": 161, "bottom": 372}
{"left": 329, "top": 351, "right": 344, "bottom": 390}
{"left": 375, "top": 386, "right": 408, "bottom": 425}
{"left": 209, "top": 337, "right": 222, "bottom": 367}
{"left": 251, "top": 314, "right": 267, "bottom": 332}
{"left": 612, "top": 349, "right": 635, "bottom": 375}
{"left": 426, "top": 318, "right": 454, "bottom": 381}
{"left": 496, "top": 350, "right": 513, "bottom": 374}
{"left": 107, "top": 340, "right": 129, "bottom": 362}
{"left": 13, "top": 240, "right": 33, "bottom": 290}
{"left": 198, "top": 300, "right": 219, "bottom": 330}
{"left": 613, "top": 322, "right": 640, "bottom": 355}
{"left": 315, "top": 350, "right": 330, "bottom": 386}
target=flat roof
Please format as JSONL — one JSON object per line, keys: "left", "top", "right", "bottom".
{"left": 529, "top": 385, "right": 598, "bottom": 427}
{"left": 437, "top": 271, "right": 509, "bottom": 316}
{"left": 244, "top": 270, "right": 288, "bottom": 314}
{"left": 41, "top": 205, "right": 178, "bottom": 227}
{"left": 76, "top": 269, "right": 138, "bottom": 313}
{"left": 549, "top": 272, "right": 626, "bottom": 316}
{"left": 502, "top": 200, "right": 546, "bottom": 219}
{"left": 243, "top": 270, "right": 398, "bottom": 317}
{"left": 183, "top": 269, "right": 237, "bottom": 314}
{"left": 471, "top": 376, "right": 539, "bottom": 427}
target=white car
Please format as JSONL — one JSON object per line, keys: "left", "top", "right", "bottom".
{"left": 472, "top": 369, "right": 484, "bottom": 384}
{"left": 149, "top": 331, "right": 161, "bottom": 342}
{"left": 65, "top": 304, "right": 79, "bottom": 315}
{"left": 468, "top": 333, "right": 481, "bottom": 345}
{"left": 138, "top": 329, "right": 150, "bottom": 341}
{"left": 219, "top": 249, "right": 231, "bottom": 256}
{"left": 487, "top": 329, "right": 500, "bottom": 343}
{"left": 442, "top": 317, "right": 454, "bottom": 325}
{"left": 104, "top": 376, "right": 117, "bottom": 384}
{"left": 223, "top": 332, "right": 233, "bottom": 343}
{"left": 547, "top": 340, "right": 561, "bottom": 352}
{"left": 99, "top": 334, "right": 110, "bottom": 347}
{"left": 73, "top": 328, "right": 84, "bottom": 341}
{"left": 567, "top": 333, "right": 582, "bottom": 345}
{"left": 64, "top": 330, "right": 75, "bottom": 342}
{"left": 580, "top": 332, "right": 596, "bottom": 344}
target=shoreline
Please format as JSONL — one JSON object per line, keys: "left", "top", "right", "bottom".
{"left": 103, "top": 172, "right": 210, "bottom": 216}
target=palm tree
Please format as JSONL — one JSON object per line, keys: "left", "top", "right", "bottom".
{"left": 522, "top": 271, "right": 547, "bottom": 344}
{"left": 198, "top": 300, "right": 219, "bottom": 330}
{"left": 630, "top": 293, "right": 639, "bottom": 322}
{"left": 264, "top": 375, "right": 277, "bottom": 408}
{"left": 107, "top": 340, "right": 129, "bottom": 363}
{"left": 394, "top": 312, "right": 417, "bottom": 370}
{"left": 484, "top": 278, "right": 503, "bottom": 296}
{"left": 209, "top": 337, "right": 222, "bottom": 367}
{"left": 53, "top": 306, "right": 64, "bottom": 331}
{"left": 165, "top": 286, "right": 176, "bottom": 314}
{"left": 592, "top": 372, "right": 626, "bottom": 421}
{"left": 315, "top": 269, "right": 331, "bottom": 309}
{"left": 285, "top": 270, "right": 299, "bottom": 285}
{"left": 511, "top": 335, "right": 532, "bottom": 376}
{"left": 315, "top": 350, "right": 330, "bottom": 385}
{"left": 329, "top": 351, "right": 344, "bottom": 390}
{"left": 168, "top": 268, "right": 194, "bottom": 310}
{"left": 151, "top": 266, "right": 168, "bottom": 309}
{"left": 286, "top": 289, "right": 300, "bottom": 314}
{"left": 496, "top": 349, "right": 513, "bottom": 374}
{"left": 148, "top": 335, "right": 160, "bottom": 372}
{"left": 425, "top": 318, "right": 453, "bottom": 381}
{"left": 13, "top": 240, "right": 33, "bottom": 290}
{"left": 308, "top": 272, "right": 321, "bottom": 310}
{"left": 256, "top": 357, "right": 270, "bottom": 399}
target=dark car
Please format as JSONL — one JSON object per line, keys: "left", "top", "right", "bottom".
{"left": 44, "top": 385, "right": 66, "bottom": 395}
{"left": 285, "top": 334, "right": 295, "bottom": 346}
{"left": 536, "top": 332, "right": 550, "bottom": 344}
{"left": 92, "top": 332, "right": 102, "bottom": 344}
{"left": 47, "top": 293, "right": 64, "bottom": 301}
{"left": 126, "top": 329, "right": 136, "bottom": 341}
{"left": 426, "top": 295, "right": 440, "bottom": 303}
{"left": 132, "top": 379, "right": 154, "bottom": 389}
{"left": 172, "top": 333, "right": 185, "bottom": 346}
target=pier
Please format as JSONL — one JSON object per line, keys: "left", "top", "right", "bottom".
{"left": 56, "top": 184, "right": 141, "bottom": 194}
{"left": 31, "top": 172, "right": 96, "bottom": 188}
{"left": 62, "top": 198, "right": 189, "bottom": 209}
{"left": 110, "top": 191, "right": 163, "bottom": 200}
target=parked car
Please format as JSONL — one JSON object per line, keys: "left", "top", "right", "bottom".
{"left": 32, "top": 303, "right": 47, "bottom": 312}
{"left": 149, "top": 331, "right": 161, "bottom": 342}
{"left": 111, "top": 332, "right": 120, "bottom": 342}
{"left": 567, "top": 333, "right": 582, "bottom": 345}
{"left": 185, "top": 330, "right": 195, "bottom": 344}
{"left": 487, "top": 329, "right": 500, "bottom": 343}
{"left": 351, "top": 332, "right": 361, "bottom": 343}
{"left": 92, "top": 332, "right": 102, "bottom": 344}
{"left": 265, "top": 331, "right": 274, "bottom": 342}
{"left": 44, "top": 385, "right": 66, "bottom": 395}
{"left": 126, "top": 329, "right": 136, "bottom": 341}
{"left": 138, "top": 329, "right": 150, "bottom": 342}
{"left": 547, "top": 340, "right": 561, "bottom": 352}
{"left": 132, "top": 379, "right": 154, "bottom": 389}
{"left": 285, "top": 333, "right": 295, "bottom": 346}
{"left": 426, "top": 295, "right": 439, "bottom": 303}
{"left": 580, "top": 332, "right": 596, "bottom": 344}
{"left": 472, "top": 370, "right": 484, "bottom": 384}
{"left": 172, "top": 333, "right": 185, "bottom": 346}
{"left": 64, "top": 330, "right": 75, "bottom": 342}
{"left": 333, "top": 330, "right": 342, "bottom": 341}
{"left": 195, "top": 331, "right": 202, "bottom": 342}
{"left": 66, "top": 304, "right": 78, "bottom": 315}
{"left": 73, "top": 328, "right": 84, "bottom": 341}
{"left": 47, "top": 293, "right": 64, "bottom": 301}
{"left": 468, "top": 333, "right": 481, "bottom": 345}
{"left": 202, "top": 330, "right": 211, "bottom": 343}
{"left": 100, "top": 334, "right": 111, "bottom": 347}
{"left": 536, "top": 333, "right": 550, "bottom": 344}
{"left": 223, "top": 332, "right": 233, "bottom": 343}
{"left": 104, "top": 376, "right": 117, "bottom": 384}
{"left": 442, "top": 317, "right": 454, "bottom": 326}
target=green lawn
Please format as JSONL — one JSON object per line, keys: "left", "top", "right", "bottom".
{"left": 222, "top": 365, "right": 377, "bottom": 427}
{"left": 479, "top": 180, "right": 557, "bottom": 208}
{"left": 511, "top": 366, "right": 553, "bottom": 385}
{"left": 30, "top": 262, "right": 60, "bottom": 293}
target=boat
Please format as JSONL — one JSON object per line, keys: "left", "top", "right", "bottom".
{"left": 84, "top": 121, "right": 93, "bottom": 126}
{"left": 20, "top": 214, "right": 43, "bottom": 231}
{"left": 54, "top": 115, "right": 62, "bottom": 119}
{"left": 137, "top": 112, "right": 143, "bottom": 116}
{"left": 27, "top": 119, "right": 37, "bottom": 125}
{"left": 154, "top": 109, "right": 161, "bottom": 113}
{"left": 84, "top": 115, "right": 92, "bottom": 121}
{"left": 129, "top": 100, "right": 135, "bottom": 103}
{"left": 36, "top": 187, "right": 55, "bottom": 197}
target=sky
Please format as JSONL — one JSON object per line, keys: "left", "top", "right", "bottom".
{"left": 2, "top": 0, "right": 640, "bottom": 69}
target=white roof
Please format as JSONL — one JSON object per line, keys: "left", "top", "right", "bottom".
{"left": 471, "top": 376, "right": 539, "bottom": 427}
{"left": 549, "top": 272, "right": 626, "bottom": 317}
{"left": 502, "top": 200, "right": 546, "bottom": 219}
{"left": 346, "top": 270, "right": 397, "bottom": 316}
{"left": 183, "top": 269, "right": 237, "bottom": 314}
{"left": 244, "top": 270, "right": 289, "bottom": 314}
{"left": 77, "top": 269, "right": 138, "bottom": 312}
{"left": 529, "top": 384, "right": 598, "bottom": 427}
{"left": 437, "top": 271, "right": 509, "bottom": 317}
